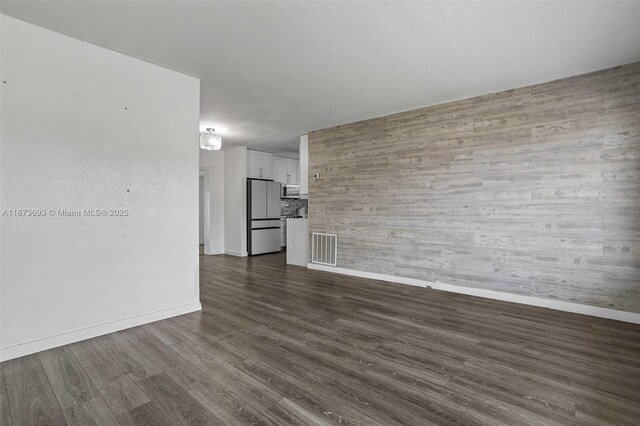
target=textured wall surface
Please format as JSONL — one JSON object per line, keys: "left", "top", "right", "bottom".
{"left": 309, "top": 62, "right": 640, "bottom": 313}
{"left": 1, "top": 15, "right": 200, "bottom": 357}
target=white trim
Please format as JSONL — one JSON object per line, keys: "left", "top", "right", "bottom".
{"left": 204, "top": 250, "right": 225, "bottom": 255}
{"left": 0, "top": 302, "right": 202, "bottom": 362}
{"left": 224, "top": 249, "right": 247, "bottom": 257}
{"left": 307, "top": 263, "right": 640, "bottom": 324}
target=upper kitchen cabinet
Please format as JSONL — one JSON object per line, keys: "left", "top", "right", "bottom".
{"left": 274, "top": 158, "right": 287, "bottom": 184}
{"left": 274, "top": 157, "right": 299, "bottom": 185}
{"left": 247, "top": 150, "right": 273, "bottom": 179}
{"left": 287, "top": 159, "right": 299, "bottom": 184}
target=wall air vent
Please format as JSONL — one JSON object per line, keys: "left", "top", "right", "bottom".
{"left": 311, "top": 233, "right": 337, "bottom": 266}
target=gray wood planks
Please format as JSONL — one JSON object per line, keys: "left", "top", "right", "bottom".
{"left": 309, "top": 61, "right": 640, "bottom": 313}
{"left": 1, "top": 251, "right": 639, "bottom": 425}
{"left": 38, "top": 347, "right": 100, "bottom": 409}
{"left": 2, "top": 354, "right": 66, "bottom": 425}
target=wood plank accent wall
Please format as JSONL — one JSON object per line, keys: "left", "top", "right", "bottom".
{"left": 309, "top": 62, "right": 640, "bottom": 313}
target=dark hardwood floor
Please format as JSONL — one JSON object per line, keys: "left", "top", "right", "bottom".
{"left": 2, "top": 252, "right": 640, "bottom": 425}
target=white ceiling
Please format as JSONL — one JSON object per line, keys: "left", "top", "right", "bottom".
{"left": 2, "top": 1, "right": 639, "bottom": 153}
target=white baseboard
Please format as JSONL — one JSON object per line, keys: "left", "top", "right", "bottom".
{"left": 203, "top": 248, "right": 224, "bottom": 255}
{"left": 224, "top": 249, "right": 247, "bottom": 257}
{"left": 307, "top": 263, "right": 640, "bottom": 324}
{"left": 0, "top": 301, "right": 202, "bottom": 362}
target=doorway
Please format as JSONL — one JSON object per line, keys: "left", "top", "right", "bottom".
{"left": 199, "top": 173, "right": 205, "bottom": 255}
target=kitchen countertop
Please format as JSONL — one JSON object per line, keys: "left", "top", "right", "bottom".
{"left": 286, "top": 218, "right": 308, "bottom": 267}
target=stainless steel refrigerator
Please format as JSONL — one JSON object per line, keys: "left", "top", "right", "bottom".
{"left": 247, "top": 179, "right": 282, "bottom": 255}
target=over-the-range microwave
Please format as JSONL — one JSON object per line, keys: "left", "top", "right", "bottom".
{"left": 281, "top": 184, "right": 300, "bottom": 199}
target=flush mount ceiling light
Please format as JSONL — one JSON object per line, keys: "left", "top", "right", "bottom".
{"left": 200, "top": 128, "right": 222, "bottom": 150}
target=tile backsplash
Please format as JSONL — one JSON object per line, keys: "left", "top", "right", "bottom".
{"left": 281, "top": 198, "right": 308, "bottom": 217}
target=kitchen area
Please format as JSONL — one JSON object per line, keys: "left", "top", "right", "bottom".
{"left": 245, "top": 137, "right": 309, "bottom": 266}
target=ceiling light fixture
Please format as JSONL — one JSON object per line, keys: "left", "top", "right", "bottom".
{"left": 200, "top": 128, "right": 222, "bottom": 150}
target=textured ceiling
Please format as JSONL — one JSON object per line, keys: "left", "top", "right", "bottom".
{"left": 2, "top": 1, "right": 639, "bottom": 153}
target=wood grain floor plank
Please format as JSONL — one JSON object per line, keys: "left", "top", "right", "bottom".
{"left": 239, "top": 358, "right": 387, "bottom": 426}
{"left": 95, "top": 332, "right": 162, "bottom": 381}
{"left": 168, "top": 332, "right": 283, "bottom": 412}
{"left": 120, "top": 327, "right": 202, "bottom": 390}
{"left": 100, "top": 374, "right": 151, "bottom": 416}
{"left": 187, "top": 379, "right": 270, "bottom": 425}
{"left": 0, "top": 365, "right": 12, "bottom": 426}
{"left": 2, "top": 252, "right": 639, "bottom": 425}
{"left": 220, "top": 338, "right": 394, "bottom": 425}
{"left": 136, "top": 373, "right": 220, "bottom": 425}
{"left": 68, "top": 337, "right": 150, "bottom": 417}
{"left": 69, "top": 338, "right": 125, "bottom": 384}
{"left": 116, "top": 401, "right": 173, "bottom": 426}
{"left": 262, "top": 398, "right": 333, "bottom": 426}
{"left": 142, "top": 320, "right": 189, "bottom": 346}
{"left": 38, "top": 347, "right": 100, "bottom": 409}
{"left": 3, "top": 354, "right": 66, "bottom": 425}
{"left": 62, "top": 396, "right": 119, "bottom": 425}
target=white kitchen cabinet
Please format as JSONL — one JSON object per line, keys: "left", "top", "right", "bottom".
{"left": 286, "top": 160, "right": 298, "bottom": 185}
{"left": 259, "top": 154, "right": 274, "bottom": 179}
{"left": 275, "top": 157, "right": 288, "bottom": 184}
{"left": 274, "top": 157, "right": 299, "bottom": 185}
{"left": 247, "top": 150, "right": 273, "bottom": 179}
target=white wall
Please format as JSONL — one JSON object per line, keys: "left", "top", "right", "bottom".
{"left": 224, "top": 147, "right": 247, "bottom": 256}
{"left": 299, "top": 134, "right": 309, "bottom": 196}
{"left": 199, "top": 176, "right": 205, "bottom": 244}
{"left": 199, "top": 150, "right": 225, "bottom": 254}
{"left": 0, "top": 15, "right": 201, "bottom": 361}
